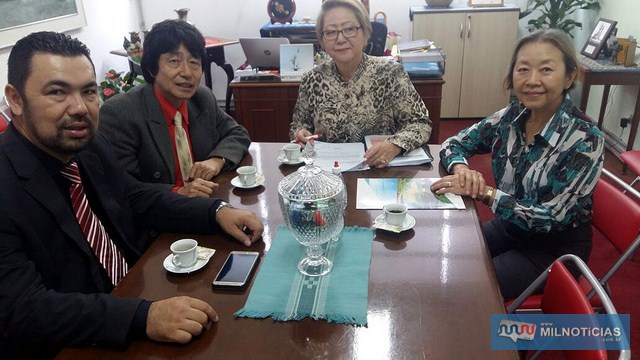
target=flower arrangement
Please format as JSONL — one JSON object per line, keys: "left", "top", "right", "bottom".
{"left": 99, "top": 70, "right": 145, "bottom": 102}
{"left": 123, "top": 31, "right": 143, "bottom": 62}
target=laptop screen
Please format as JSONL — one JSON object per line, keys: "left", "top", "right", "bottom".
{"left": 239, "top": 37, "right": 290, "bottom": 70}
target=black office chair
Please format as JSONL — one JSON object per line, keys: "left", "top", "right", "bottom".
{"left": 365, "top": 21, "right": 387, "bottom": 56}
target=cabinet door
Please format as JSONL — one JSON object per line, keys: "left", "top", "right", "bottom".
{"left": 412, "top": 12, "right": 465, "bottom": 118}
{"left": 458, "top": 11, "right": 518, "bottom": 117}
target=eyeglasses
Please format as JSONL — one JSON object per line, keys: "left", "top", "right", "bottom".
{"left": 321, "top": 26, "right": 361, "bottom": 40}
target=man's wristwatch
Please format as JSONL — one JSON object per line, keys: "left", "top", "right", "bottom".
{"left": 215, "top": 201, "right": 233, "bottom": 214}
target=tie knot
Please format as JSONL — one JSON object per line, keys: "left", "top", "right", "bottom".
{"left": 174, "top": 111, "right": 183, "bottom": 127}
{"left": 61, "top": 161, "right": 82, "bottom": 184}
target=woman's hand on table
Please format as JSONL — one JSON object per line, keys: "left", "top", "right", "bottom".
{"left": 215, "top": 207, "right": 264, "bottom": 247}
{"left": 431, "top": 164, "right": 487, "bottom": 199}
{"left": 364, "top": 140, "right": 402, "bottom": 168}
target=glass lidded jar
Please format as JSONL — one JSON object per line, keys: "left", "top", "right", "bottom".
{"left": 278, "top": 152, "right": 345, "bottom": 277}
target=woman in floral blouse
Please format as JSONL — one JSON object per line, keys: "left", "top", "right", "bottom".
{"left": 290, "top": 0, "right": 432, "bottom": 168}
{"left": 432, "top": 29, "right": 604, "bottom": 299}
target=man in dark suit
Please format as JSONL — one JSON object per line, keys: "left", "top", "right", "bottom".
{"left": 0, "top": 32, "right": 263, "bottom": 359}
{"left": 100, "top": 20, "right": 250, "bottom": 198}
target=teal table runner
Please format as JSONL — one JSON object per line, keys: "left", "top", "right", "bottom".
{"left": 235, "top": 225, "right": 375, "bottom": 326}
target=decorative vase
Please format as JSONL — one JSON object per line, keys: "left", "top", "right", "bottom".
{"left": 174, "top": 8, "right": 194, "bottom": 25}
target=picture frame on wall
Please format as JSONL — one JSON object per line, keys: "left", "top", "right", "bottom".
{"left": 581, "top": 18, "right": 617, "bottom": 59}
{"left": 0, "top": 0, "right": 86, "bottom": 49}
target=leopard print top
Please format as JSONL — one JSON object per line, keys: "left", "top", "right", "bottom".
{"left": 290, "top": 54, "right": 432, "bottom": 151}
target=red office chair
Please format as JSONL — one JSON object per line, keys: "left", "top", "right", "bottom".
{"left": 506, "top": 168, "right": 640, "bottom": 311}
{"left": 507, "top": 254, "right": 630, "bottom": 360}
{"left": 619, "top": 150, "right": 640, "bottom": 188}
{"left": 0, "top": 96, "right": 12, "bottom": 133}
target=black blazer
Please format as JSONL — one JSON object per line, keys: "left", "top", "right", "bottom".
{"left": 0, "top": 125, "right": 219, "bottom": 358}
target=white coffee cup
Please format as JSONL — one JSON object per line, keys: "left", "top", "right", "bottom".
{"left": 170, "top": 238, "right": 198, "bottom": 268}
{"left": 383, "top": 203, "right": 408, "bottom": 226}
{"left": 283, "top": 143, "right": 301, "bottom": 162}
{"left": 237, "top": 165, "right": 257, "bottom": 186}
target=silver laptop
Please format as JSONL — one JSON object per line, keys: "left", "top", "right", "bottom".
{"left": 239, "top": 37, "right": 290, "bottom": 70}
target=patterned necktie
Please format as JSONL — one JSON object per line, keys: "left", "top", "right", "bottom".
{"left": 174, "top": 111, "right": 193, "bottom": 182}
{"left": 60, "top": 162, "right": 128, "bottom": 286}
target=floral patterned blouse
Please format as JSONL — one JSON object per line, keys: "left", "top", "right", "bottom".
{"left": 440, "top": 98, "right": 604, "bottom": 233}
{"left": 290, "top": 54, "right": 432, "bottom": 151}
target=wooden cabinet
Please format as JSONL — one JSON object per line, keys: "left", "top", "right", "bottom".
{"left": 231, "top": 79, "right": 443, "bottom": 143}
{"left": 411, "top": 5, "right": 519, "bottom": 118}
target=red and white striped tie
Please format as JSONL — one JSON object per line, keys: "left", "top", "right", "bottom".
{"left": 61, "top": 162, "right": 128, "bottom": 285}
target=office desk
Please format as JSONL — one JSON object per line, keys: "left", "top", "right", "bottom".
{"left": 110, "top": 37, "right": 238, "bottom": 113}
{"left": 57, "top": 143, "right": 515, "bottom": 360}
{"left": 231, "top": 78, "right": 443, "bottom": 143}
{"left": 578, "top": 55, "right": 640, "bottom": 152}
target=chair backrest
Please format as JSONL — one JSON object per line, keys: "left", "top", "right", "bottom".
{"left": 591, "top": 169, "right": 640, "bottom": 287}
{"left": 542, "top": 261, "right": 606, "bottom": 360}
{"left": 541, "top": 261, "right": 595, "bottom": 315}
{"left": 364, "top": 21, "right": 387, "bottom": 56}
{"left": 0, "top": 96, "right": 12, "bottom": 133}
{"left": 592, "top": 170, "right": 640, "bottom": 254}
{"left": 509, "top": 254, "right": 629, "bottom": 360}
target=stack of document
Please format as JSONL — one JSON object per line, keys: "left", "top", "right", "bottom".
{"left": 397, "top": 39, "right": 445, "bottom": 78}
{"left": 364, "top": 135, "right": 432, "bottom": 167}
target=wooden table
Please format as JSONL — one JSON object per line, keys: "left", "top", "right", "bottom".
{"left": 57, "top": 143, "right": 515, "bottom": 360}
{"left": 110, "top": 37, "right": 239, "bottom": 113}
{"left": 578, "top": 55, "right": 640, "bottom": 153}
{"left": 231, "top": 78, "right": 444, "bottom": 143}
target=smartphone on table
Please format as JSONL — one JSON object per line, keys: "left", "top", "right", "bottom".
{"left": 212, "top": 251, "right": 260, "bottom": 290}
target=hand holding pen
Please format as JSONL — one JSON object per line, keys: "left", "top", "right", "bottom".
{"left": 292, "top": 131, "right": 322, "bottom": 145}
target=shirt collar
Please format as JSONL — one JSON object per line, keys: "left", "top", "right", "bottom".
{"left": 511, "top": 96, "right": 573, "bottom": 148}
{"left": 153, "top": 84, "right": 189, "bottom": 127}
{"left": 330, "top": 53, "right": 368, "bottom": 83}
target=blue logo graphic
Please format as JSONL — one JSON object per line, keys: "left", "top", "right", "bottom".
{"left": 491, "top": 314, "right": 630, "bottom": 350}
{"left": 498, "top": 319, "right": 536, "bottom": 342}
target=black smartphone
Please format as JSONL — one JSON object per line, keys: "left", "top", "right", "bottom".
{"left": 212, "top": 251, "right": 260, "bottom": 290}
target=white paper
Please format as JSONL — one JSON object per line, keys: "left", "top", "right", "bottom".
{"left": 311, "top": 141, "right": 369, "bottom": 173}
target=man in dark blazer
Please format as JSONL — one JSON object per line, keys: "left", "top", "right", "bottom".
{"left": 100, "top": 20, "right": 250, "bottom": 198}
{"left": 0, "top": 32, "right": 263, "bottom": 359}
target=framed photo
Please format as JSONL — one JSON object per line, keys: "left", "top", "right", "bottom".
{"left": 581, "top": 18, "right": 617, "bottom": 59}
{"left": 468, "top": 0, "right": 504, "bottom": 7}
{"left": 0, "top": 0, "right": 86, "bottom": 49}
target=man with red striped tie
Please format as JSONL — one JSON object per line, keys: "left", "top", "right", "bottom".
{"left": 0, "top": 32, "right": 264, "bottom": 359}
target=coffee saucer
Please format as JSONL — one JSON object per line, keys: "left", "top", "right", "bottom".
{"left": 373, "top": 214, "right": 416, "bottom": 233}
{"left": 164, "top": 246, "right": 216, "bottom": 274}
{"left": 277, "top": 154, "right": 304, "bottom": 165}
{"left": 231, "top": 174, "right": 265, "bottom": 189}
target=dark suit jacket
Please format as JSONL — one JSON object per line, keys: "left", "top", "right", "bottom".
{"left": 99, "top": 84, "right": 251, "bottom": 191}
{"left": 0, "top": 125, "right": 220, "bottom": 358}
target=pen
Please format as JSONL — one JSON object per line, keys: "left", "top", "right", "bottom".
{"left": 291, "top": 133, "right": 322, "bottom": 143}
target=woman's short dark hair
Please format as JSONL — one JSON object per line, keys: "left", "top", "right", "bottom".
{"left": 8, "top": 31, "right": 94, "bottom": 95}
{"left": 141, "top": 19, "right": 206, "bottom": 83}
{"left": 316, "top": 0, "right": 372, "bottom": 45}
{"left": 504, "top": 29, "right": 579, "bottom": 94}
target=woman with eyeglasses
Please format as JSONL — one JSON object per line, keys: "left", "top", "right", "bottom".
{"left": 290, "top": 0, "right": 432, "bottom": 168}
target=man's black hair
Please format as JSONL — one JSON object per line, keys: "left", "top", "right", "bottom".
{"left": 8, "top": 31, "right": 94, "bottom": 94}
{"left": 140, "top": 19, "right": 207, "bottom": 84}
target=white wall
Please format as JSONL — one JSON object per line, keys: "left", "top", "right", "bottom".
{"left": 2, "top": 0, "right": 638, "bottom": 149}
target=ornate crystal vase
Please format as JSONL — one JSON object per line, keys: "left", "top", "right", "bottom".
{"left": 278, "top": 143, "right": 345, "bottom": 276}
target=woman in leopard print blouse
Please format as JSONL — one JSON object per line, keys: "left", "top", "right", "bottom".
{"left": 290, "top": 0, "right": 432, "bottom": 168}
